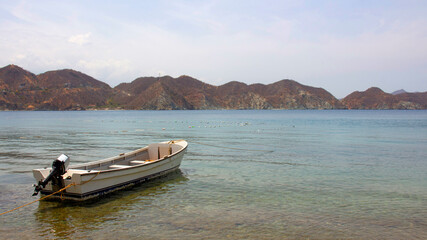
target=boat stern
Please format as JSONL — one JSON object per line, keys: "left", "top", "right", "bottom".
{"left": 32, "top": 168, "right": 51, "bottom": 183}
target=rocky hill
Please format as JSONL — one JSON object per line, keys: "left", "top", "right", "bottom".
{"left": 0, "top": 65, "right": 113, "bottom": 110}
{"left": 113, "top": 75, "right": 216, "bottom": 110}
{"left": 0, "top": 64, "right": 426, "bottom": 110}
{"left": 113, "top": 76, "right": 344, "bottom": 109}
{"left": 391, "top": 91, "right": 427, "bottom": 109}
{"left": 342, "top": 87, "right": 426, "bottom": 109}
{"left": 391, "top": 89, "right": 407, "bottom": 95}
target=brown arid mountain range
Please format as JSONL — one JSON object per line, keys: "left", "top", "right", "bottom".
{"left": 0, "top": 64, "right": 425, "bottom": 110}
{"left": 113, "top": 75, "right": 343, "bottom": 110}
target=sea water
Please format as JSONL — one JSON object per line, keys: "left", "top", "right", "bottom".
{"left": 0, "top": 110, "right": 426, "bottom": 239}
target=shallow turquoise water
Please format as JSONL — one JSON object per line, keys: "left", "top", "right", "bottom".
{"left": 0, "top": 110, "right": 426, "bottom": 239}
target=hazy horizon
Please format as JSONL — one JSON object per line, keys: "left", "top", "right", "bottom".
{"left": 1, "top": 0, "right": 426, "bottom": 98}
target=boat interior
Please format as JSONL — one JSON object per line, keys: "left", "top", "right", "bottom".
{"left": 65, "top": 142, "right": 185, "bottom": 174}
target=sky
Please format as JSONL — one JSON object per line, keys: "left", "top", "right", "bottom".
{"left": 0, "top": 0, "right": 426, "bottom": 98}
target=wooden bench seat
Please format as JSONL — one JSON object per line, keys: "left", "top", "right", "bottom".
{"left": 109, "top": 164, "right": 132, "bottom": 169}
{"left": 129, "top": 160, "right": 150, "bottom": 165}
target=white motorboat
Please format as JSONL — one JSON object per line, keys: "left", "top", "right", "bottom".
{"left": 32, "top": 140, "right": 188, "bottom": 201}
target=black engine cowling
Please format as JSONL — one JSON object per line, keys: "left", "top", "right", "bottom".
{"left": 33, "top": 154, "right": 69, "bottom": 196}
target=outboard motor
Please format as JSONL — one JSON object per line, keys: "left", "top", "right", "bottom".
{"left": 33, "top": 154, "right": 70, "bottom": 196}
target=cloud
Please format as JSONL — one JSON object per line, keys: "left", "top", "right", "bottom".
{"left": 68, "top": 32, "right": 92, "bottom": 46}
{"left": 11, "top": 54, "right": 27, "bottom": 61}
{"left": 76, "top": 58, "right": 134, "bottom": 85}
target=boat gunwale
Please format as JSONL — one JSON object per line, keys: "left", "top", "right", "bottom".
{"left": 66, "top": 140, "right": 188, "bottom": 176}
{"left": 66, "top": 146, "right": 148, "bottom": 171}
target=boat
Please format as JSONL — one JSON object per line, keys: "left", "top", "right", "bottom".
{"left": 32, "top": 140, "right": 188, "bottom": 201}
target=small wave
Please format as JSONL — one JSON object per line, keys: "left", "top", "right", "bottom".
{"left": 186, "top": 158, "right": 324, "bottom": 167}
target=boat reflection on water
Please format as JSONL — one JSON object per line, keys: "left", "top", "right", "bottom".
{"left": 34, "top": 169, "right": 188, "bottom": 239}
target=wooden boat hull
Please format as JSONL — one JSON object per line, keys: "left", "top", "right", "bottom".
{"left": 33, "top": 140, "right": 187, "bottom": 201}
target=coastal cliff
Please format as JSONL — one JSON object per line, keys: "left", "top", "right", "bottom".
{"left": 0, "top": 65, "right": 425, "bottom": 110}
{"left": 342, "top": 87, "right": 426, "bottom": 110}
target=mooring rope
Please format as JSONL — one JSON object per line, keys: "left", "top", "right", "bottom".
{"left": 0, "top": 183, "right": 75, "bottom": 216}
{"left": 0, "top": 170, "right": 101, "bottom": 216}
